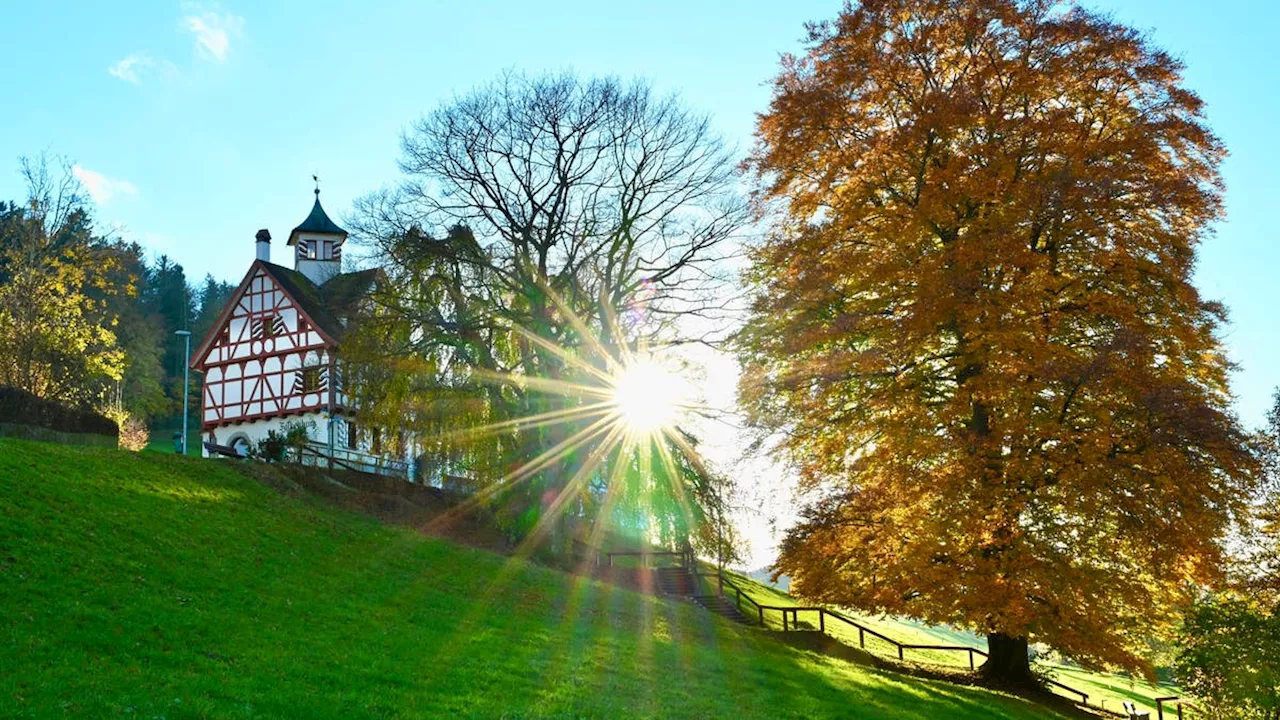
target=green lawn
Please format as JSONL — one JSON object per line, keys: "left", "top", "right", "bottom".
{"left": 717, "top": 570, "right": 1180, "bottom": 715}
{"left": 0, "top": 438, "right": 1066, "bottom": 719}
{"left": 144, "top": 425, "right": 202, "bottom": 455}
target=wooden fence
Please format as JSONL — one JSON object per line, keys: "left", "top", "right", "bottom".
{"left": 576, "top": 550, "right": 1194, "bottom": 718}
{"left": 296, "top": 443, "right": 409, "bottom": 478}
{"left": 698, "top": 570, "right": 1117, "bottom": 710}
{"left": 1155, "top": 696, "right": 1193, "bottom": 720}
{"left": 599, "top": 548, "right": 693, "bottom": 568}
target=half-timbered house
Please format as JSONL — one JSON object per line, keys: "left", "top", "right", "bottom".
{"left": 191, "top": 189, "right": 410, "bottom": 476}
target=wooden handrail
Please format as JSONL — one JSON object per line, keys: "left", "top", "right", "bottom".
{"left": 297, "top": 445, "right": 367, "bottom": 474}
{"left": 296, "top": 443, "right": 409, "bottom": 477}
{"left": 603, "top": 550, "right": 687, "bottom": 568}
{"left": 1154, "top": 696, "right": 1190, "bottom": 720}
{"left": 822, "top": 607, "right": 905, "bottom": 647}
{"left": 697, "top": 571, "right": 767, "bottom": 620}
{"left": 699, "top": 569, "right": 1097, "bottom": 707}
{"left": 606, "top": 551, "right": 686, "bottom": 556}
{"left": 584, "top": 557, "right": 1105, "bottom": 713}
{"left": 1046, "top": 679, "right": 1088, "bottom": 705}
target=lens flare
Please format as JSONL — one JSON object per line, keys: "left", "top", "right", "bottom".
{"left": 610, "top": 358, "right": 685, "bottom": 436}
{"left": 412, "top": 281, "right": 715, "bottom": 627}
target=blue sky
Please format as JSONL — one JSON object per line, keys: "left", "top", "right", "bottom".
{"left": 1, "top": 0, "right": 1276, "bottom": 427}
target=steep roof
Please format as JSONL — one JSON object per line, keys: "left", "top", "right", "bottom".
{"left": 260, "top": 262, "right": 377, "bottom": 340}
{"left": 287, "top": 192, "right": 347, "bottom": 246}
{"left": 190, "top": 260, "right": 380, "bottom": 369}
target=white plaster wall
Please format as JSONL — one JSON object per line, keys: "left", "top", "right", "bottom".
{"left": 294, "top": 232, "right": 342, "bottom": 285}
{"left": 201, "top": 412, "right": 329, "bottom": 458}
{"left": 295, "top": 259, "right": 340, "bottom": 285}
{"left": 202, "top": 415, "right": 414, "bottom": 478}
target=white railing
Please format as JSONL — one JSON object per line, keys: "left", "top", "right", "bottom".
{"left": 293, "top": 442, "right": 409, "bottom": 478}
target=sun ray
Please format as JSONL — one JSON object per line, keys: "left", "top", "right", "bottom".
{"left": 421, "top": 412, "right": 620, "bottom": 535}
{"left": 405, "top": 286, "right": 717, "bottom": 642}
{"left": 509, "top": 323, "right": 617, "bottom": 385}
{"left": 513, "top": 422, "right": 629, "bottom": 554}
{"left": 429, "top": 400, "right": 617, "bottom": 442}
{"left": 413, "top": 422, "right": 631, "bottom": 665}
{"left": 538, "top": 279, "right": 629, "bottom": 377}
{"left": 462, "top": 423, "right": 629, "bottom": 607}
{"left": 578, "top": 436, "right": 638, "bottom": 562}
{"left": 652, "top": 429, "right": 708, "bottom": 554}
{"left": 470, "top": 367, "right": 616, "bottom": 400}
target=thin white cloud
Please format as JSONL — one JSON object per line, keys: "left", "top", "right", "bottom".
{"left": 181, "top": 6, "right": 244, "bottom": 63}
{"left": 107, "top": 53, "right": 179, "bottom": 84}
{"left": 72, "top": 166, "right": 139, "bottom": 206}
{"left": 108, "top": 53, "right": 152, "bottom": 84}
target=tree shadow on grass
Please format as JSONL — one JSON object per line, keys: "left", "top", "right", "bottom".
{"left": 0, "top": 440, "right": 1076, "bottom": 718}
{"left": 405, "top": 580, "right": 1074, "bottom": 719}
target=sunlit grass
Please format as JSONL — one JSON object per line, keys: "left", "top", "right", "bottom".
{"left": 0, "top": 438, "right": 1069, "bottom": 718}
{"left": 717, "top": 569, "right": 1179, "bottom": 714}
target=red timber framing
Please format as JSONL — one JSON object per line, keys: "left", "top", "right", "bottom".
{"left": 192, "top": 261, "right": 349, "bottom": 430}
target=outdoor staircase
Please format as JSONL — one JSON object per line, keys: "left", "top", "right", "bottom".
{"left": 655, "top": 565, "right": 750, "bottom": 624}
{"left": 693, "top": 593, "right": 749, "bottom": 624}
{"left": 595, "top": 549, "right": 1118, "bottom": 714}
{"left": 656, "top": 565, "right": 696, "bottom": 596}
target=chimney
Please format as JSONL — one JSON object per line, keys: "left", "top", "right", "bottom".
{"left": 255, "top": 229, "right": 271, "bottom": 262}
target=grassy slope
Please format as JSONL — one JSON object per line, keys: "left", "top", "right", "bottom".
{"left": 0, "top": 439, "right": 1064, "bottom": 719}
{"left": 722, "top": 571, "right": 1178, "bottom": 715}
{"left": 144, "top": 426, "right": 202, "bottom": 455}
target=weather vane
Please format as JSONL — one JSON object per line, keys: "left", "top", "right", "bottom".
{"left": 313, "top": 173, "right": 320, "bottom": 197}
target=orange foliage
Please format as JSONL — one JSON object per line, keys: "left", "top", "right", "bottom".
{"left": 738, "top": 0, "right": 1259, "bottom": 676}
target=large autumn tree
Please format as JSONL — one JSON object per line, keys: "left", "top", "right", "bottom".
{"left": 738, "top": 0, "right": 1258, "bottom": 686}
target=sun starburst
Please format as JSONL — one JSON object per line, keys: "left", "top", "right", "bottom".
{"left": 608, "top": 358, "right": 690, "bottom": 438}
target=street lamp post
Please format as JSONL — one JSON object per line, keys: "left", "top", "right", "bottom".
{"left": 175, "top": 330, "right": 192, "bottom": 455}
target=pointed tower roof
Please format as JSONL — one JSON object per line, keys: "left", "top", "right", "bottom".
{"left": 287, "top": 187, "right": 347, "bottom": 246}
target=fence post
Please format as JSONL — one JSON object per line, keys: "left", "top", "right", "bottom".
{"left": 819, "top": 610, "right": 825, "bottom": 633}
{"left": 859, "top": 627, "right": 865, "bottom": 648}
{"left": 783, "top": 611, "right": 788, "bottom": 632}
{"left": 1157, "top": 701, "right": 1163, "bottom": 720}
{"left": 968, "top": 649, "right": 974, "bottom": 671}
{"left": 897, "top": 644, "right": 904, "bottom": 661}
{"left": 758, "top": 606, "right": 764, "bottom": 625}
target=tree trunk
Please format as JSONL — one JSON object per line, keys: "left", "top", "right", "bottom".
{"left": 982, "top": 633, "right": 1037, "bottom": 688}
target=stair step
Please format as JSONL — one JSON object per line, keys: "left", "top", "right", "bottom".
{"left": 651, "top": 567, "right": 703, "bottom": 600}
{"left": 691, "top": 595, "right": 749, "bottom": 624}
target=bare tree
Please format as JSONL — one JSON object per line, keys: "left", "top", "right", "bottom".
{"left": 346, "top": 72, "right": 747, "bottom": 550}
{"left": 352, "top": 71, "right": 745, "bottom": 347}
